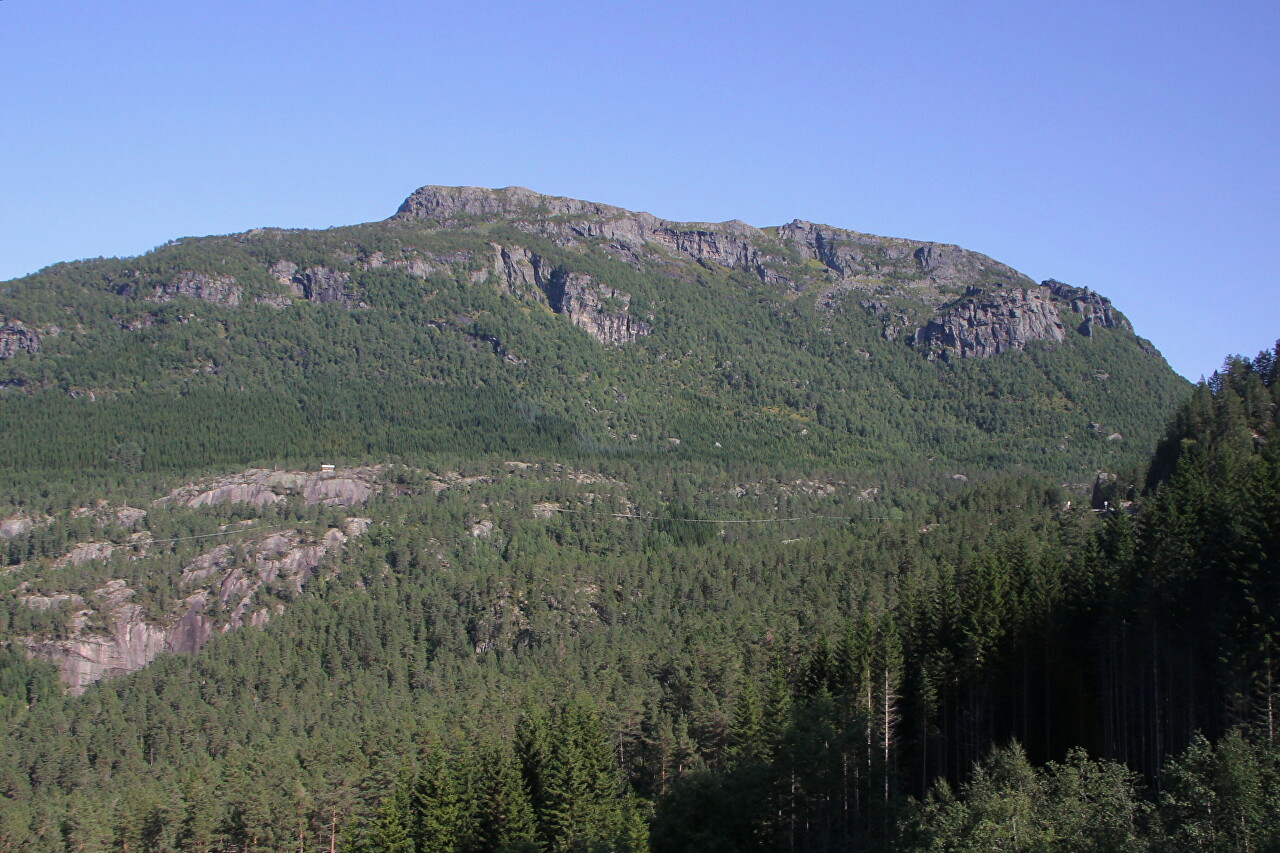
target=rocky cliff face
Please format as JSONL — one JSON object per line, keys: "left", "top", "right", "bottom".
{"left": 359, "top": 248, "right": 477, "bottom": 279}
{"left": 8, "top": 468, "right": 381, "bottom": 693}
{"left": 12, "top": 460, "right": 605, "bottom": 692}
{"left": 269, "top": 262, "right": 366, "bottom": 308}
{"left": 0, "top": 322, "right": 40, "bottom": 359}
{"left": 395, "top": 184, "right": 632, "bottom": 224}
{"left": 151, "top": 272, "right": 243, "bottom": 306}
{"left": 395, "top": 186, "right": 794, "bottom": 288}
{"left": 20, "top": 524, "right": 363, "bottom": 693}
{"left": 476, "top": 242, "right": 652, "bottom": 345}
{"left": 777, "top": 220, "right": 1035, "bottom": 299}
{"left": 482, "top": 244, "right": 553, "bottom": 296}
{"left": 1045, "top": 280, "right": 1129, "bottom": 336}
{"left": 545, "top": 270, "right": 652, "bottom": 346}
{"left": 912, "top": 281, "right": 1131, "bottom": 361}
{"left": 392, "top": 186, "right": 1035, "bottom": 306}
{"left": 393, "top": 188, "right": 1142, "bottom": 358}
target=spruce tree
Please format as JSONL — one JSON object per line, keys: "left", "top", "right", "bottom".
{"left": 474, "top": 742, "right": 538, "bottom": 853}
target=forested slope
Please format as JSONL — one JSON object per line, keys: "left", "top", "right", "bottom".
{"left": 0, "top": 344, "right": 1272, "bottom": 851}
{"left": 0, "top": 186, "right": 1239, "bottom": 852}
{"left": 652, "top": 345, "right": 1280, "bottom": 851}
{"left": 0, "top": 187, "right": 1185, "bottom": 500}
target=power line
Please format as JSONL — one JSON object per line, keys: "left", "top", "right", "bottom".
{"left": 548, "top": 507, "right": 892, "bottom": 524}
{"left": 137, "top": 522, "right": 264, "bottom": 546}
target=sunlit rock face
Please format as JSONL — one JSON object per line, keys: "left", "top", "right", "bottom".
{"left": 912, "top": 281, "right": 1129, "bottom": 361}
{"left": 151, "top": 272, "right": 243, "bottom": 306}
{"left": 0, "top": 322, "right": 40, "bottom": 359}
{"left": 21, "top": 526, "right": 359, "bottom": 693}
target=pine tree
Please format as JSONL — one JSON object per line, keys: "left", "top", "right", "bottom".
{"left": 615, "top": 794, "right": 651, "bottom": 853}
{"left": 176, "top": 767, "right": 224, "bottom": 853}
{"left": 876, "top": 614, "right": 904, "bottom": 804}
{"left": 760, "top": 666, "right": 793, "bottom": 763}
{"left": 514, "top": 701, "right": 552, "bottom": 844}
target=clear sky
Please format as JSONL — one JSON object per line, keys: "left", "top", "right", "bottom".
{"left": 2, "top": 0, "right": 1276, "bottom": 380}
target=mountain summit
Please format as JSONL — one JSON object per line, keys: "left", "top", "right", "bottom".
{"left": 389, "top": 185, "right": 1129, "bottom": 359}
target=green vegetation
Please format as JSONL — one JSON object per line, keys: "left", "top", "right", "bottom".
{"left": 0, "top": 215, "right": 1186, "bottom": 500}
{"left": 2, "top": 195, "right": 1268, "bottom": 851}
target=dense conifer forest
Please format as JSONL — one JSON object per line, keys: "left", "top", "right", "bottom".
{"left": 2, "top": 188, "right": 1272, "bottom": 850}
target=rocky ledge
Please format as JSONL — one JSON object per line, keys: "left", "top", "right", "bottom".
{"left": 151, "top": 272, "right": 243, "bottom": 306}
{"left": 268, "top": 261, "right": 366, "bottom": 308}
{"left": 391, "top": 186, "right": 1032, "bottom": 304}
{"left": 393, "top": 188, "right": 1144, "bottom": 363}
{"left": 912, "top": 281, "right": 1131, "bottom": 360}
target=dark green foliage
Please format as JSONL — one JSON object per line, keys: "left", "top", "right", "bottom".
{"left": 0, "top": 647, "right": 59, "bottom": 720}
{"left": 369, "top": 782, "right": 415, "bottom": 853}
{"left": 475, "top": 742, "right": 539, "bottom": 852}
{"left": 652, "top": 505, "right": 717, "bottom": 549}
{"left": 0, "top": 197, "right": 1270, "bottom": 851}
{"left": 340, "top": 698, "right": 630, "bottom": 852}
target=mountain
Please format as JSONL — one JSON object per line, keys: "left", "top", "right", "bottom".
{"left": 0, "top": 186, "right": 1215, "bottom": 852}
{"left": 0, "top": 181, "right": 1189, "bottom": 721}
{"left": 0, "top": 185, "right": 1184, "bottom": 494}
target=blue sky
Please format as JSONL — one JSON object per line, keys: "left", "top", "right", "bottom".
{"left": 2, "top": 0, "right": 1276, "bottom": 380}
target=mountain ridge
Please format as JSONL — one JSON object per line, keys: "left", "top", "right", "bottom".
{"left": 0, "top": 184, "right": 1185, "bottom": 491}
{"left": 6, "top": 184, "right": 1147, "bottom": 364}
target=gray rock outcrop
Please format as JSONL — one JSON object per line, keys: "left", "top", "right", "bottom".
{"left": 486, "top": 244, "right": 553, "bottom": 295}
{"left": 0, "top": 321, "right": 40, "bottom": 359}
{"left": 269, "top": 262, "right": 365, "bottom": 308}
{"left": 778, "top": 220, "right": 1034, "bottom": 298}
{"left": 394, "top": 186, "right": 791, "bottom": 288}
{"left": 389, "top": 187, "right": 1140, "bottom": 362}
{"left": 912, "top": 281, "right": 1130, "bottom": 361}
{"left": 395, "top": 184, "right": 629, "bottom": 223}
{"left": 159, "top": 467, "right": 382, "bottom": 509}
{"left": 151, "top": 272, "right": 242, "bottom": 306}
{"left": 53, "top": 541, "right": 118, "bottom": 568}
{"left": 477, "top": 242, "right": 651, "bottom": 345}
{"left": 0, "top": 515, "right": 34, "bottom": 539}
{"left": 22, "top": 526, "right": 359, "bottom": 693}
{"left": 543, "top": 270, "right": 652, "bottom": 346}
{"left": 1047, "top": 280, "right": 1128, "bottom": 336}
{"left": 360, "top": 248, "right": 477, "bottom": 279}
{"left": 392, "top": 187, "right": 1036, "bottom": 301}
